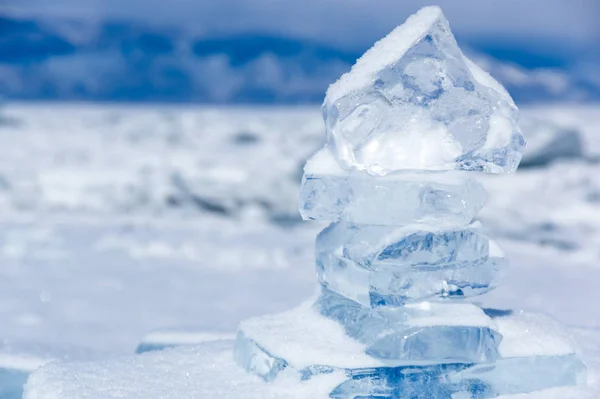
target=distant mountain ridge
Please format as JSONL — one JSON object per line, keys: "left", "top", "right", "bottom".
{"left": 1, "top": 14, "right": 598, "bottom": 103}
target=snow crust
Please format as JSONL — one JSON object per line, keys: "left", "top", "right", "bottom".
{"left": 23, "top": 340, "right": 345, "bottom": 399}
{"left": 496, "top": 311, "right": 577, "bottom": 358}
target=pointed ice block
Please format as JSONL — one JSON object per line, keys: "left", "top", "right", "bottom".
{"left": 316, "top": 222, "right": 506, "bottom": 307}
{"left": 300, "top": 149, "right": 487, "bottom": 226}
{"left": 322, "top": 6, "right": 525, "bottom": 175}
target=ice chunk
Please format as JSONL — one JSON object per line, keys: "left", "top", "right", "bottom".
{"left": 234, "top": 332, "right": 289, "bottom": 382}
{"left": 316, "top": 222, "right": 506, "bottom": 307}
{"left": 300, "top": 149, "right": 486, "bottom": 225}
{"left": 317, "top": 289, "right": 501, "bottom": 365}
{"left": 329, "top": 364, "right": 485, "bottom": 399}
{"left": 236, "top": 297, "right": 382, "bottom": 375}
{"left": 235, "top": 295, "right": 501, "bottom": 382}
{"left": 520, "top": 116, "right": 584, "bottom": 168}
{"left": 23, "top": 340, "right": 346, "bottom": 399}
{"left": 451, "top": 311, "right": 587, "bottom": 396}
{"left": 135, "top": 328, "right": 235, "bottom": 353}
{"left": 0, "top": 339, "right": 100, "bottom": 399}
{"left": 323, "top": 6, "right": 524, "bottom": 175}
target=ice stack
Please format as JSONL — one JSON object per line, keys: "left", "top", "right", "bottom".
{"left": 235, "top": 6, "right": 586, "bottom": 398}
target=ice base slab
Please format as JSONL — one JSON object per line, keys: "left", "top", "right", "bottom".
{"left": 235, "top": 296, "right": 501, "bottom": 378}
{"left": 235, "top": 306, "right": 587, "bottom": 398}
{"left": 299, "top": 149, "right": 486, "bottom": 226}
{"left": 317, "top": 222, "right": 506, "bottom": 307}
{"left": 135, "top": 328, "right": 235, "bottom": 353}
{"left": 0, "top": 339, "right": 100, "bottom": 399}
{"left": 21, "top": 322, "right": 593, "bottom": 399}
{"left": 452, "top": 310, "right": 587, "bottom": 396}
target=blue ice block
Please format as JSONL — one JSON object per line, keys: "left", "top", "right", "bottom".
{"left": 322, "top": 6, "right": 524, "bottom": 176}
{"left": 299, "top": 149, "right": 487, "bottom": 226}
{"left": 316, "top": 222, "right": 505, "bottom": 307}
{"left": 234, "top": 295, "right": 501, "bottom": 383}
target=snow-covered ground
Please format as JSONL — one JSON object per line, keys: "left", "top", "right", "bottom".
{"left": 0, "top": 102, "right": 599, "bottom": 395}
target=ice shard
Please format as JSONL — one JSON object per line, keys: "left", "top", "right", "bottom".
{"left": 322, "top": 6, "right": 524, "bottom": 175}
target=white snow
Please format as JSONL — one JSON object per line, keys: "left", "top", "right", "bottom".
{"left": 403, "top": 302, "right": 496, "bottom": 329}
{"left": 496, "top": 312, "right": 578, "bottom": 358}
{"left": 0, "top": 102, "right": 598, "bottom": 397}
{"left": 325, "top": 6, "right": 444, "bottom": 102}
{"left": 239, "top": 297, "right": 381, "bottom": 369}
{"left": 23, "top": 340, "right": 345, "bottom": 399}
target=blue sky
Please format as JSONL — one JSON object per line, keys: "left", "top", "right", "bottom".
{"left": 3, "top": 0, "right": 599, "bottom": 64}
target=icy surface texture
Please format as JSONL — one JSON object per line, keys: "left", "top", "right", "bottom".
{"left": 316, "top": 222, "right": 506, "bottom": 306}
{"left": 22, "top": 335, "right": 595, "bottom": 399}
{"left": 236, "top": 298, "right": 382, "bottom": 373}
{"left": 23, "top": 340, "right": 347, "bottom": 399}
{"left": 135, "top": 328, "right": 235, "bottom": 353}
{"left": 300, "top": 149, "right": 487, "bottom": 225}
{"left": 520, "top": 116, "right": 584, "bottom": 168}
{"left": 322, "top": 6, "right": 524, "bottom": 175}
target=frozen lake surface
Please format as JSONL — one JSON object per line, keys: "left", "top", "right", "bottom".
{"left": 0, "top": 103, "right": 599, "bottom": 395}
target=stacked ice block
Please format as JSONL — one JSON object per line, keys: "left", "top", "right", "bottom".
{"left": 235, "top": 6, "right": 586, "bottom": 398}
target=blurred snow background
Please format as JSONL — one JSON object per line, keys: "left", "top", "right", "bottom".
{"left": 0, "top": 103, "right": 599, "bottom": 356}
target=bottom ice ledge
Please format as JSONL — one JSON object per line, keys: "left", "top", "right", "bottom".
{"left": 21, "top": 338, "right": 597, "bottom": 399}
{"left": 234, "top": 301, "right": 587, "bottom": 398}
